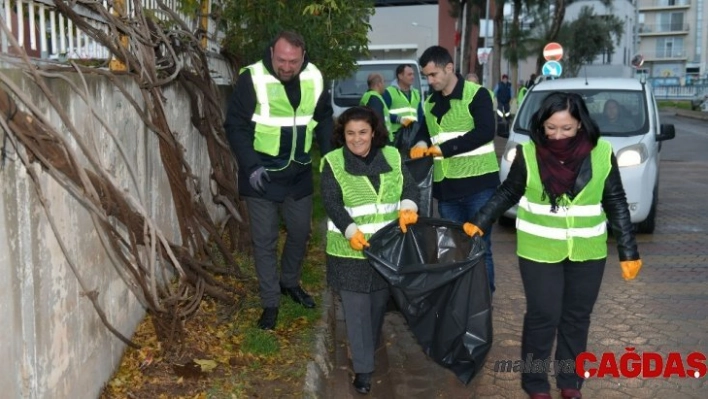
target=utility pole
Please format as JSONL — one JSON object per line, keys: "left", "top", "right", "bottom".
{"left": 483, "top": 0, "right": 492, "bottom": 89}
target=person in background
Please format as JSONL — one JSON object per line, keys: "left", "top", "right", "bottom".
{"left": 465, "top": 72, "right": 480, "bottom": 84}
{"left": 321, "top": 106, "right": 419, "bottom": 395}
{"left": 224, "top": 30, "right": 333, "bottom": 330}
{"left": 600, "top": 99, "right": 635, "bottom": 131}
{"left": 360, "top": 73, "right": 392, "bottom": 138}
{"left": 464, "top": 92, "right": 642, "bottom": 399}
{"left": 382, "top": 64, "right": 423, "bottom": 138}
{"left": 527, "top": 73, "right": 537, "bottom": 89}
{"left": 410, "top": 45, "right": 499, "bottom": 294}
{"left": 494, "top": 73, "right": 513, "bottom": 115}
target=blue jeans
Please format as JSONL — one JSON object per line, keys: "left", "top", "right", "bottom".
{"left": 438, "top": 188, "right": 496, "bottom": 293}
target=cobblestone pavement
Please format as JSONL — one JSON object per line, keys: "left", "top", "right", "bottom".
{"left": 320, "top": 134, "right": 708, "bottom": 399}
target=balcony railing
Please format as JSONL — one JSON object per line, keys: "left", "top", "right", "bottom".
{"left": 639, "top": 0, "right": 691, "bottom": 9}
{"left": 642, "top": 50, "right": 688, "bottom": 60}
{"left": 0, "top": 0, "right": 223, "bottom": 62}
{"left": 638, "top": 23, "right": 690, "bottom": 34}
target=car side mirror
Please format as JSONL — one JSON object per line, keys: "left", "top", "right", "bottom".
{"left": 657, "top": 124, "right": 676, "bottom": 142}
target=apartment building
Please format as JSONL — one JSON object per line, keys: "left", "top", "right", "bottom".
{"left": 637, "top": 0, "right": 707, "bottom": 83}
{"left": 564, "top": 0, "right": 638, "bottom": 78}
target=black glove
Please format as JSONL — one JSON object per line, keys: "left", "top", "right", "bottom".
{"left": 249, "top": 166, "right": 270, "bottom": 195}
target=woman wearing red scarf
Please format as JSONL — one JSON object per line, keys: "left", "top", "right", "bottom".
{"left": 464, "top": 92, "right": 642, "bottom": 399}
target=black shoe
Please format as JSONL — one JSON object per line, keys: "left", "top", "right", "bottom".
{"left": 258, "top": 307, "right": 278, "bottom": 330}
{"left": 353, "top": 372, "right": 371, "bottom": 395}
{"left": 281, "top": 285, "right": 315, "bottom": 308}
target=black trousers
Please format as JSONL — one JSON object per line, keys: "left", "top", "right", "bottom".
{"left": 519, "top": 256, "right": 606, "bottom": 394}
{"left": 245, "top": 195, "right": 312, "bottom": 307}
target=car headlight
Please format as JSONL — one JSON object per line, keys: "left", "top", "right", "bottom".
{"left": 616, "top": 143, "right": 648, "bottom": 167}
{"left": 503, "top": 143, "right": 518, "bottom": 163}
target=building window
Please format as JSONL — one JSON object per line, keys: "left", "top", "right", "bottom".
{"left": 658, "top": 12, "right": 684, "bottom": 31}
{"left": 656, "top": 37, "right": 684, "bottom": 58}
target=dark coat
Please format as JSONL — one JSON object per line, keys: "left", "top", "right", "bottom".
{"left": 321, "top": 146, "right": 419, "bottom": 292}
{"left": 224, "top": 47, "right": 333, "bottom": 202}
{"left": 471, "top": 144, "right": 640, "bottom": 262}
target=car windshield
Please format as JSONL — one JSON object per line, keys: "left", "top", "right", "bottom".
{"left": 332, "top": 64, "right": 422, "bottom": 108}
{"left": 514, "top": 89, "right": 648, "bottom": 137}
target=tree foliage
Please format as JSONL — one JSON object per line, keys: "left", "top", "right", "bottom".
{"left": 221, "top": 0, "right": 375, "bottom": 80}
{"left": 560, "top": 6, "right": 624, "bottom": 77}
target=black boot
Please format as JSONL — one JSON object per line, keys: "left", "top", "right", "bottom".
{"left": 353, "top": 372, "right": 372, "bottom": 395}
{"left": 257, "top": 307, "right": 278, "bottom": 330}
{"left": 281, "top": 285, "right": 315, "bottom": 308}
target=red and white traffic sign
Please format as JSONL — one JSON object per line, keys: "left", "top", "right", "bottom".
{"left": 543, "top": 42, "right": 564, "bottom": 61}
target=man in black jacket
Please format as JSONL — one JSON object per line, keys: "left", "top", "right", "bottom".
{"left": 224, "top": 31, "right": 333, "bottom": 330}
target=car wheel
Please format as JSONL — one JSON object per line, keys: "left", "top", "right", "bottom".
{"left": 635, "top": 186, "right": 658, "bottom": 234}
{"left": 498, "top": 216, "right": 515, "bottom": 227}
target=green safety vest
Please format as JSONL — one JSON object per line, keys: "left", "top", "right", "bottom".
{"left": 516, "top": 140, "right": 613, "bottom": 263}
{"left": 321, "top": 146, "right": 403, "bottom": 259}
{"left": 242, "top": 61, "right": 323, "bottom": 170}
{"left": 423, "top": 81, "right": 499, "bottom": 183}
{"left": 386, "top": 86, "right": 421, "bottom": 134}
{"left": 517, "top": 87, "right": 528, "bottom": 106}
{"left": 360, "top": 90, "right": 392, "bottom": 138}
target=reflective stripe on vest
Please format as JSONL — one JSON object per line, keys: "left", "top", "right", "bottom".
{"left": 430, "top": 133, "right": 496, "bottom": 159}
{"left": 386, "top": 86, "right": 421, "bottom": 134}
{"left": 360, "top": 90, "right": 392, "bottom": 137}
{"left": 322, "top": 147, "right": 403, "bottom": 259}
{"left": 244, "top": 61, "right": 323, "bottom": 159}
{"left": 516, "top": 140, "right": 613, "bottom": 263}
{"left": 424, "top": 81, "right": 499, "bottom": 182}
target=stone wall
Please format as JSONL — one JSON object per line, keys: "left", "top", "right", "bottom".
{"left": 0, "top": 70, "right": 228, "bottom": 399}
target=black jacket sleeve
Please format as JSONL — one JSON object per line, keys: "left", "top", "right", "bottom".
{"left": 602, "top": 154, "right": 640, "bottom": 261}
{"left": 471, "top": 145, "right": 526, "bottom": 232}
{"left": 314, "top": 89, "right": 333, "bottom": 156}
{"left": 439, "top": 88, "right": 496, "bottom": 157}
{"left": 365, "top": 96, "right": 387, "bottom": 130}
{"left": 224, "top": 70, "right": 260, "bottom": 175}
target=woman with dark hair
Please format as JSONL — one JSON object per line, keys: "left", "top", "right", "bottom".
{"left": 320, "top": 106, "right": 420, "bottom": 395}
{"left": 463, "top": 92, "right": 642, "bottom": 399}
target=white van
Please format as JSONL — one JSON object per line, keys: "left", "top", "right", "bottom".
{"left": 498, "top": 77, "right": 676, "bottom": 233}
{"left": 331, "top": 59, "right": 425, "bottom": 118}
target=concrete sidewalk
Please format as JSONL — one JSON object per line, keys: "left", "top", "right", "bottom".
{"left": 307, "top": 139, "right": 708, "bottom": 399}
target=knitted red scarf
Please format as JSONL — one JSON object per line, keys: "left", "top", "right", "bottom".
{"left": 534, "top": 130, "right": 594, "bottom": 211}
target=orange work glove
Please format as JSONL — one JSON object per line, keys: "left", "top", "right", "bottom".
{"left": 349, "top": 230, "right": 370, "bottom": 251}
{"left": 410, "top": 146, "right": 427, "bottom": 159}
{"left": 620, "top": 259, "right": 642, "bottom": 281}
{"left": 425, "top": 145, "right": 442, "bottom": 157}
{"left": 398, "top": 209, "right": 418, "bottom": 233}
{"left": 463, "top": 222, "right": 484, "bottom": 237}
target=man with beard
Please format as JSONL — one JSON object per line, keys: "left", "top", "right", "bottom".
{"left": 224, "top": 31, "right": 333, "bottom": 330}
{"left": 410, "top": 46, "right": 500, "bottom": 294}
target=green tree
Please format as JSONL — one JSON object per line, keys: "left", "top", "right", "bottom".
{"left": 504, "top": 0, "right": 542, "bottom": 89}
{"left": 446, "top": 0, "right": 486, "bottom": 76}
{"left": 560, "top": 6, "right": 624, "bottom": 77}
{"left": 221, "top": 0, "right": 374, "bottom": 80}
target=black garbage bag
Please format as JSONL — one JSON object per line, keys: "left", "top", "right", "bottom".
{"left": 403, "top": 156, "right": 434, "bottom": 218}
{"left": 364, "top": 217, "right": 492, "bottom": 384}
{"left": 391, "top": 123, "right": 419, "bottom": 154}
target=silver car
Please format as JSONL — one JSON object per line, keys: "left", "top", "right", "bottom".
{"left": 497, "top": 77, "right": 676, "bottom": 234}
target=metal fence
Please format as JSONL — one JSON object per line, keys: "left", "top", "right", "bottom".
{"left": 0, "top": 0, "right": 224, "bottom": 66}
{"left": 651, "top": 84, "right": 708, "bottom": 101}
